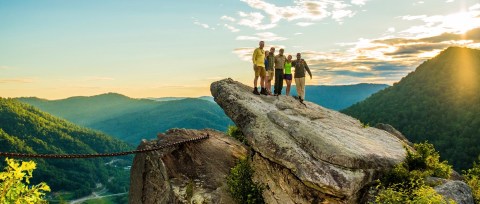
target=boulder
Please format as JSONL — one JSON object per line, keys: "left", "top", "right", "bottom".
{"left": 129, "top": 128, "right": 247, "bottom": 204}
{"left": 211, "top": 78, "right": 407, "bottom": 203}
{"left": 434, "top": 180, "right": 474, "bottom": 204}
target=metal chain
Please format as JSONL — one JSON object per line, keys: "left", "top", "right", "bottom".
{"left": 0, "top": 134, "right": 209, "bottom": 159}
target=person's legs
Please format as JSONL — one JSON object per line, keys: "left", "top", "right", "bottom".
{"left": 285, "top": 79, "right": 291, "bottom": 96}
{"left": 298, "top": 77, "right": 305, "bottom": 100}
{"left": 253, "top": 65, "right": 260, "bottom": 95}
{"left": 294, "top": 78, "right": 301, "bottom": 98}
{"left": 260, "top": 66, "right": 267, "bottom": 95}
{"left": 274, "top": 69, "right": 283, "bottom": 95}
{"left": 266, "top": 70, "right": 274, "bottom": 95}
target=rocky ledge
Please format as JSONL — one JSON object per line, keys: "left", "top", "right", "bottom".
{"left": 129, "top": 129, "right": 247, "bottom": 204}
{"left": 210, "top": 78, "right": 407, "bottom": 203}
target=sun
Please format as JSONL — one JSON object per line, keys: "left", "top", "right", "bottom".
{"left": 443, "top": 11, "right": 480, "bottom": 34}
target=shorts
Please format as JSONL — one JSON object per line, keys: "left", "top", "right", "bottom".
{"left": 266, "top": 70, "right": 274, "bottom": 79}
{"left": 254, "top": 65, "right": 266, "bottom": 78}
{"left": 284, "top": 74, "right": 292, "bottom": 80}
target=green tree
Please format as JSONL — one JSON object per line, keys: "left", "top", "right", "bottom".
{"left": 375, "top": 142, "right": 454, "bottom": 203}
{"left": 0, "top": 158, "right": 50, "bottom": 204}
{"left": 227, "top": 158, "right": 264, "bottom": 204}
{"left": 463, "top": 156, "right": 480, "bottom": 203}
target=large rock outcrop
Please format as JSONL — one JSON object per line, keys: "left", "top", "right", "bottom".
{"left": 129, "top": 129, "right": 247, "bottom": 204}
{"left": 210, "top": 78, "right": 407, "bottom": 203}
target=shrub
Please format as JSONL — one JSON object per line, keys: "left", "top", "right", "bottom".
{"left": 226, "top": 125, "right": 247, "bottom": 144}
{"left": 463, "top": 156, "right": 480, "bottom": 203}
{"left": 226, "top": 158, "right": 264, "bottom": 204}
{"left": 186, "top": 179, "right": 194, "bottom": 201}
{"left": 0, "top": 158, "right": 50, "bottom": 203}
{"left": 375, "top": 142, "right": 454, "bottom": 203}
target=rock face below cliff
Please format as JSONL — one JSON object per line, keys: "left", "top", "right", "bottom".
{"left": 129, "top": 129, "right": 247, "bottom": 204}
{"left": 210, "top": 78, "right": 407, "bottom": 203}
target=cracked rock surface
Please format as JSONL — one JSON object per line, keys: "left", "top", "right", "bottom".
{"left": 211, "top": 78, "right": 407, "bottom": 203}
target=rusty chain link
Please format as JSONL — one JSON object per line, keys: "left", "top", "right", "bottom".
{"left": 0, "top": 134, "right": 209, "bottom": 159}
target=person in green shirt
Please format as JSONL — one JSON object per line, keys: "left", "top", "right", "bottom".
{"left": 283, "top": 55, "right": 293, "bottom": 96}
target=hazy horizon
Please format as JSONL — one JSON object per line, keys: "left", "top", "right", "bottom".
{"left": 2, "top": 0, "right": 480, "bottom": 99}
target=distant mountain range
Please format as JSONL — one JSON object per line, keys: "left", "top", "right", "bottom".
{"left": 283, "top": 84, "right": 389, "bottom": 110}
{"left": 343, "top": 47, "right": 480, "bottom": 170}
{"left": 18, "top": 94, "right": 232, "bottom": 145}
{"left": 0, "top": 98, "right": 132, "bottom": 197}
{"left": 17, "top": 83, "right": 389, "bottom": 145}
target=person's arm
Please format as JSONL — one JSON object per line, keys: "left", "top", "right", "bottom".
{"left": 252, "top": 49, "right": 257, "bottom": 64}
{"left": 304, "top": 60, "right": 312, "bottom": 79}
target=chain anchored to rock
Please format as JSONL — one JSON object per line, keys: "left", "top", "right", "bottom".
{"left": 0, "top": 134, "right": 209, "bottom": 159}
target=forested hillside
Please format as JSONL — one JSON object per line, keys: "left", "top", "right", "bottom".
{"left": 343, "top": 47, "right": 480, "bottom": 170}
{"left": 0, "top": 98, "right": 132, "bottom": 197}
{"left": 19, "top": 94, "right": 233, "bottom": 144}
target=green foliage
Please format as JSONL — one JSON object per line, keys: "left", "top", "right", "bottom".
{"left": 342, "top": 47, "right": 480, "bottom": 170}
{"left": 463, "top": 156, "right": 480, "bottom": 203}
{"left": 375, "top": 142, "right": 454, "bottom": 203}
{"left": 0, "top": 98, "right": 132, "bottom": 198}
{"left": 185, "top": 179, "right": 194, "bottom": 201}
{"left": 18, "top": 94, "right": 233, "bottom": 145}
{"left": 227, "top": 158, "right": 264, "bottom": 204}
{"left": 0, "top": 158, "right": 50, "bottom": 204}
{"left": 375, "top": 185, "right": 453, "bottom": 204}
{"left": 227, "top": 125, "right": 247, "bottom": 144}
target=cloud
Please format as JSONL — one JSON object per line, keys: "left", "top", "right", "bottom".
{"left": 0, "top": 65, "right": 13, "bottom": 70}
{"left": 237, "top": 11, "right": 276, "bottom": 30}
{"left": 399, "top": 7, "right": 480, "bottom": 37}
{"left": 224, "top": 24, "right": 240, "bottom": 32}
{"left": 84, "top": 76, "right": 115, "bottom": 82}
{"left": 220, "top": 15, "right": 236, "bottom": 22}
{"left": 236, "top": 32, "right": 287, "bottom": 41}
{"left": 0, "top": 78, "right": 35, "bottom": 84}
{"left": 351, "top": 0, "right": 369, "bottom": 6}
{"left": 294, "top": 32, "right": 303, "bottom": 35}
{"left": 296, "top": 22, "right": 314, "bottom": 27}
{"left": 235, "top": 0, "right": 365, "bottom": 30}
{"left": 192, "top": 18, "right": 215, "bottom": 30}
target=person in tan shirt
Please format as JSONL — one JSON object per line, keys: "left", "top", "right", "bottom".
{"left": 252, "top": 41, "right": 266, "bottom": 95}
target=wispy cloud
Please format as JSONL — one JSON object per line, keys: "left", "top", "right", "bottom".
{"left": 236, "top": 32, "right": 287, "bottom": 41}
{"left": 235, "top": 0, "right": 365, "bottom": 30}
{"left": 192, "top": 18, "right": 215, "bottom": 30}
{"left": 224, "top": 24, "right": 240, "bottom": 32}
{"left": 296, "top": 22, "right": 314, "bottom": 27}
{"left": 0, "top": 78, "right": 36, "bottom": 84}
{"left": 84, "top": 76, "right": 115, "bottom": 82}
{"left": 351, "top": 0, "right": 370, "bottom": 6}
{"left": 0, "top": 65, "right": 13, "bottom": 70}
{"left": 220, "top": 15, "right": 236, "bottom": 22}
{"left": 294, "top": 4, "right": 480, "bottom": 85}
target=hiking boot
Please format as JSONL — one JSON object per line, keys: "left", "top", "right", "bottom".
{"left": 253, "top": 88, "right": 260, "bottom": 95}
{"left": 260, "top": 88, "right": 268, "bottom": 95}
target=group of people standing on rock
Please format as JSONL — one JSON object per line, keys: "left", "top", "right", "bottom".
{"left": 252, "top": 41, "right": 312, "bottom": 103}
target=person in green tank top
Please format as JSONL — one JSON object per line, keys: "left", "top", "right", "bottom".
{"left": 283, "top": 55, "right": 293, "bottom": 96}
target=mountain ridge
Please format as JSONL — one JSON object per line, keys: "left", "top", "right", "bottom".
{"left": 343, "top": 46, "right": 480, "bottom": 170}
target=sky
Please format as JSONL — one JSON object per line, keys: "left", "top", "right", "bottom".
{"left": 1, "top": 0, "right": 480, "bottom": 99}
